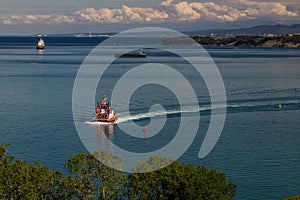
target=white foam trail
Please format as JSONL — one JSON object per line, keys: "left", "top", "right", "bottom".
{"left": 228, "top": 99, "right": 300, "bottom": 109}
{"left": 84, "top": 98, "right": 300, "bottom": 126}
{"left": 115, "top": 105, "right": 209, "bottom": 124}
{"left": 85, "top": 104, "right": 224, "bottom": 125}
{"left": 85, "top": 120, "right": 117, "bottom": 126}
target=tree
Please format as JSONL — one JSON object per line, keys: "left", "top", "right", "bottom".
{"left": 283, "top": 193, "right": 300, "bottom": 200}
{"left": 129, "top": 155, "right": 236, "bottom": 200}
{"left": 0, "top": 144, "right": 64, "bottom": 199}
{"left": 0, "top": 144, "right": 236, "bottom": 199}
{"left": 63, "top": 151, "right": 127, "bottom": 200}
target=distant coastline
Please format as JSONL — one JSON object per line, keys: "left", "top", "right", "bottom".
{"left": 163, "top": 35, "right": 300, "bottom": 48}
{"left": 1, "top": 23, "right": 300, "bottom": 48}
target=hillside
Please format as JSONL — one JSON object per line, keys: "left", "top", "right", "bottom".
{"left": 186, "top": 24, "right": 300, "bottom": 37}
{"left": 163, "top": 35, "right": 300, "bottom": 48}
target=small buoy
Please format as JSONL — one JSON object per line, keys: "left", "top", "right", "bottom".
{"left": 278, "top": 104, "right": 282, "bottom": 109}
{"left": 143, "top": 126, "right": 147, "bottom": 133}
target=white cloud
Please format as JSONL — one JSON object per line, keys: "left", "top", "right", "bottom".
{"left": 236, "top": 0, "right": 298, "bottom": 17}
{"left": 269, "top": 3, "right": 298, "bottom": 17}
{"left": 1, "top": 0, "right": 299, "bottom": 25}
{"left": 72, "top": 6, "right": 169, "bottom": 24}
{"left": 3, "top": 14, "right": 75, "bottom": 25}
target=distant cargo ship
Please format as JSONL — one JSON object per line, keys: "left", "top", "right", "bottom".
{"left": 36, "top": 38, "right": 45, "bottom": 50}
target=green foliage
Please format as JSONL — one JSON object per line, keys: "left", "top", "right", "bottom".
{"left": 283, "top": 193, "right": 300, "bottom": 200}
{"left": 129, "top": 156, "right": 236, "bottom": 200}
{"left": 0, "top": 144, "right": 64, "bottom": 199}
{"left": 281, "top": 35, "right": 300, "bottom": 44}
{"left": 163, "top": 35, "right": 300, "bottom": 48}
{"left": 0, "top": 144, "right": 237, "bottom": 199}
{"left": 63, "top": 151, "right": 127, "bottom": 199}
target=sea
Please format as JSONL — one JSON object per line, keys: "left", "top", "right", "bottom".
{"left": 0, "top": 37, "right": 299, "bottom": 200}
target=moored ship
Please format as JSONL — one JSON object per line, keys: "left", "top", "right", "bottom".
{"left": 36, "top": 38, "right": 45, "bottom": 50}
{"left": 115, "top": 50, "right": 146, "bottom": 58}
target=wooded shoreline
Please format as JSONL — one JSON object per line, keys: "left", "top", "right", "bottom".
{"left": 163, "top": 35, "right": 300, "bottom": 48}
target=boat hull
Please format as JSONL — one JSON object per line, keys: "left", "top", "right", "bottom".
{"left": 36, "top": 46, "right": 45, "bottom": 50}
{"left": 115, "top": 53, "right": 146, "bottom": 58}
{"left": 36, "top": 38, "right": 45, "bottom": 50}
{"left": 92, "top": 114, "right": 117, "bottom": 123}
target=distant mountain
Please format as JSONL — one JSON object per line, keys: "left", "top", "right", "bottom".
{"left": 186, "top": 24, "right": 300, "bottom": 37}
{"left": 4, "top": 24, "right": 298, "bottom": 38}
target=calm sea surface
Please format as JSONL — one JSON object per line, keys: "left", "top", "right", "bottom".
{"left": 0, "top": 37, "right": 299, "bottom": 199}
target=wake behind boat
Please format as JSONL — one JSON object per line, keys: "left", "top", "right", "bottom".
{"left": 91, "top": 95, "right": 117, "bottom": 123}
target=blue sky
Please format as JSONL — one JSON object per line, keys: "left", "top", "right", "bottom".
{"left": 0, "top": 0, "right": 299, "bottom": 34}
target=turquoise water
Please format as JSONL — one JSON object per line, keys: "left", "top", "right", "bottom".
{"left": 0, "top": 38, "right": 299, "bottom": 199}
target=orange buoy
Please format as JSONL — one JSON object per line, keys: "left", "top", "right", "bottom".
{"left": 143, "top": 126, "right": 147, "bottom": 133}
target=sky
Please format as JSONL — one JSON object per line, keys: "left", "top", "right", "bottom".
{"left": 0, "top": 0, "right": 299, "bottom": 35}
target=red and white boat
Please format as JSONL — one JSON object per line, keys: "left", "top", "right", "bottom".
{"left": 92, "top": 95, "right": 117, "bottom": 123}
{"left": 36, "top": 38, "right": 45, "bottom": 50}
